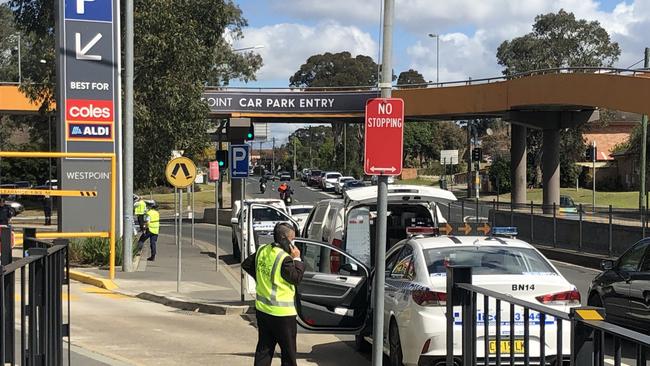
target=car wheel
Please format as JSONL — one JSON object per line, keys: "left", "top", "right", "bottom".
{"left": 354, "top": 334, "right": 371, "bottom": 353}
{"left": 232, "top": 234, "right": 241, "bottom": 261}
{"left": 389, "top": 319, "right": 404, "bottom": 366}
{"left": 9, "top": 208, "right": 16, "bottom": 216}
{"left": 588, "top": 292, "right": 603, "bottom": 307}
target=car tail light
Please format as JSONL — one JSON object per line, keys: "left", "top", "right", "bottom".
{"left": 406, "top": 226, "right": 438, "bottom": 236}
{"left": 330, "top": 239, "right": 342, "bottom": 273}
{"left": 421, "top": 338, "right": 431, "bottom": 354}
{"left": 412, "top": 290, "right": 447, "bottom": 306}
{"left": 536, "top": 289, "right": 581, "bottom": 305}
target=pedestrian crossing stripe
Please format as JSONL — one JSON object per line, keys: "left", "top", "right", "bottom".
{"left": 0, "top": 188, "right": 97, "bottom": 197}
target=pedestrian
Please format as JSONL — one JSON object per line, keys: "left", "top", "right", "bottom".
{"left": 242, "top": 223, "right": 304, "bottom": 366}
{"left": 0, "top": 198, "right": 14, "bottom": 226}
{"left": 42, "top": 195, "right": 53, "bottom": 226}
{"left": 134, "top": 195, "right": 147, "bottom": 232}
{"left": 136, "top": 202, "right": 160, "bottom": 261}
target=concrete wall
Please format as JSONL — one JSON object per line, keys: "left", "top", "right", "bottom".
{"left": 492, "top": 210, "right": 645, "bottom": 257}
{"left": 202, "top": 208, "right": 233, "bottom": 227}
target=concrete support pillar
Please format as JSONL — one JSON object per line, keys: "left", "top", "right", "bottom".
{"left": 510, "top": 124, "right": 527, "bottom": 204}
{"left": 542, "top": 129, "right": 560, "bottom": 212}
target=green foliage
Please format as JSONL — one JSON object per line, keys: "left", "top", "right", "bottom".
{"left": 0, "top": 4, "right": 20, "bottom": 82}
{"left": 489, "top": 158, "right": 511, "bottom": 194}
{"left": 68, "top": 237, "right": 129, "bottom": 267}
{"left": 403, "top": 121, "right": 465, "bottom": 168}
{"left": 497, "top": 9, "right": 618, "bottom": 188}
{"left": 397, "top": 69, "right": 425, "bottom": 86}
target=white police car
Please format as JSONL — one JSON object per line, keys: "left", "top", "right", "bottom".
{"left": 292, "top": 227, "right": 579, "bottom": 366}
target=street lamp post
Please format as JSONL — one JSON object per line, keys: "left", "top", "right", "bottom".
{"left": 428, "top": 33, "right": 439, "bottom": 84}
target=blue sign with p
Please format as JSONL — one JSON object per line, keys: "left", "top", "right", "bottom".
{"left": 230, "top": 144, "right": 250, "bottom": 179}
{"left": 65, "top": 0, "right": 112, "bottom": 22}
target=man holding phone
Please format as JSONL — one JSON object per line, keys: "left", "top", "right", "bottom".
{"left": 242, "top": 222, "right": 304, "bottom": 366}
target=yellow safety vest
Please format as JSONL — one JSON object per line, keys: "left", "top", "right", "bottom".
{"left": 255, "top": 244, "right": 297, "bottom": 316}
{"left": 134, "top": 200, "right": 147, "bottom": 215}
{"left": 146, "top": 210, "right": 160, "bottom": 235}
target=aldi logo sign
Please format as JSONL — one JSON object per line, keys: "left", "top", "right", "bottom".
{"left": 67, "top": 122, "right": 113, "bottom": 141}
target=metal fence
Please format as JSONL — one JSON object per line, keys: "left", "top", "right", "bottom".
{"left": 446, "top": 266, "right": 650, "bottom": 366}
{"left": 489, "top": 201, "right": 650, "bottom": 257}
{"left": 1, "top": 226, "right": 70, "bottom": 366}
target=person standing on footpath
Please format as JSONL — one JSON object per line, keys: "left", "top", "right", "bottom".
{"left": 136, "top": 202, "right": 160, "bottom": 261}
{"left": 242, "top": 223, "right": 304, "bottom": 366}
{"left": 134, "top": 195, "right": 147, "bottom": 232}
{"left": 42, "top": 195, "right": 53, "bottom": 226}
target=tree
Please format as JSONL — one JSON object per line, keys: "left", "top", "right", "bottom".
{"left": 7, "top": 0, "right": 262, "bottom": 189}
{"left": 496, "top": 9, "right": 620, "bottom": 187}
{"left": 0, "top": 4, "right": 19, "bottom": 82}
{"left": 289, "top": 52, "right": 379, "bottom": 175}
{"left": 397, "top": 69, "right": 425, "bottom": 87}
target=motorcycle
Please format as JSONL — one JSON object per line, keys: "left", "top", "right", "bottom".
{"left": 280, "top": 189, "right": 293, "bottom": 205}
{"left": 260, "top": 182, "right": 267, "bottom": 194}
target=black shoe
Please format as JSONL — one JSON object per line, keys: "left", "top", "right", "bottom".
{"left": 147, "top": 256, "right": 155, "bottom": 261}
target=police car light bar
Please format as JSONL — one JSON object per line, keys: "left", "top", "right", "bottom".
{"left": 406, "top": 226, "right": 439, "bottom": 236}
{"left": 491, "top": 227, "right": 518, "bottom": 237}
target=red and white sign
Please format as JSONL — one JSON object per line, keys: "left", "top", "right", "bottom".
{"left": 209, "top": 161, "right": 220, "bottom": 182}
{"left": 364, "top": 98, "right": 404, "bottom": 176}
{"left": 66, "top": 99, "right": 114, "bottom": 122}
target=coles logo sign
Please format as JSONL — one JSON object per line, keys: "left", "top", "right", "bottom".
{"left": 66, "top": 99, "right": 114, "bottom": 122}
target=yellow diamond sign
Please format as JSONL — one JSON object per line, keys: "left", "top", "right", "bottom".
{"left": 165, "top": 157, "right": 197, "bottom": 188}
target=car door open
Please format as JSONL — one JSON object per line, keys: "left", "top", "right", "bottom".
{"left": 294, "top": 239, "right": 369, "bottom": 333}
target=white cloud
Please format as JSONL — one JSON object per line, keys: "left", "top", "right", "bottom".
{"left": 269, "top": 0, "right": 380, "bottom": 24}
{"left": 236, "top": 22, "right": 378, "bottom": 84}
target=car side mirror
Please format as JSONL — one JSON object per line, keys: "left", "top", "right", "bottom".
{"left": 340, "top": 262, "right": 360, "bottom": 276}
{"left": 601, "top": 260, "right": 614, "bottom": 271}
{"left": 230, "top": 217, "right": 239, "bottom": 225}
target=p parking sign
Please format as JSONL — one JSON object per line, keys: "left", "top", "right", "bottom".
{"left": 230, "top": 145, "right": 250, "bottom": 179}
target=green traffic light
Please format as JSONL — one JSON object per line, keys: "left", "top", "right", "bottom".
{"left": 247, "top": 133, "right": 253, "bottom": 139}
{"left": 219, "top": 161, "right": 224, "bottom": 166}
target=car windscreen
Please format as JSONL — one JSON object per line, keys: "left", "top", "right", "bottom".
{"left": 346, "top": 181, "right": 365, "bottom": 187}
{"left": 424, "top": 246, "right": 557, "bottom": 276}
{"left": 311, "top": 170, "right": 321, "bottom": 176}
{"left": 252, "top": 207, "right": 287, "bottom": 222}
{"left": 291, "top": 208, "right": 312, "bottom": 215}
{"left": 326, "top": 173, "right": 341, "bottom": 179}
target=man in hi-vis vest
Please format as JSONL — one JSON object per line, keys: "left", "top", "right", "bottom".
{"left": 242, "top": 223, "right": 305, "bottom": 366}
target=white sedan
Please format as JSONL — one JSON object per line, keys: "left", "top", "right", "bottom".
{"left": 293, "top": 229, "right": 579, "bottom": 366}
{"left": 334, "top": 176, "right": 355, "bottom": 194}
{"left": 287, "top": 204, "right": 313, "bottom": 232}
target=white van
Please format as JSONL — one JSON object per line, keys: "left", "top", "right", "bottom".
{"left": 301, "top": 185, "right": 456, "bottom": 267}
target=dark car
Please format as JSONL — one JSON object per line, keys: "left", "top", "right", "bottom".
{"left": 279, "top": 172, "right": 291, "bottom": 181}
{"left": 588, "top": 238, "right": 650, "bottom": 334}
{"left": 307, "top": 169, "right": 322, "bottom": 186}
{"left": 342, "top": 180, "right": 365, "bottom": 193}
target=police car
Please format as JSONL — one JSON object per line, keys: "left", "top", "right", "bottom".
{"left": 292, "top": 227, "right": 579, "bottom": 366}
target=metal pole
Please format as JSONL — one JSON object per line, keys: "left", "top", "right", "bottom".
{"left": 191, "top": 183, "right": 195, "bottom": 248}
{"left": 467, "top": 121, "right": 473, "bottom": 198}
{"left": 592, "top": 141, "right": 596, "bottom": 213}
{"left": 640, "top": 47, "right": 650, "bottom": 209}
{"left": 272, "top": 137, "right": 276, "bottom": 175}
{"left": 436, "top": 35, "right": 439, "bottom": 84}
{"left": 343, "top": 123, "right": 347, "bottom": 174}
{"left": 293, "top": 137, "right": 297, "bottom": 179}
{"left": 372, "top": 0, "right": 393, "bottom": 364}
{"left": 240, "top": 185, "right": 245, "bottom": 302}
{"left": 215, "top": 178, "right": 219, "bottom": 272}
{"left": 17, "top": 33, "right": 21, "bottom": 84}
{"left": 122, "top": 0, "right": 135, "bottom": 272}
{"left": 608, "top": 205, "right": 613, "bottom": 256}
{"left": 177, "top": 189, "right": 183, "bottom": 293}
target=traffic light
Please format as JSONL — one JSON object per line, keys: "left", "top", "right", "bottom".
{"left": 585, "top": 146, "right": 597, "bottom": 161}
{"left": 472, "top": 148, "right": 483, "bottom": 162}
{"left": 246, "top": 124, "right": 254, "bottom": 140}
{"left": 216, "top": 149, "right": 228, "bottom": 170}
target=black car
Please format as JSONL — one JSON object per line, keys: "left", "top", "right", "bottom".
{"left": 342, "top": 180, "right": 365, "bottom": 193}
{"left": 307, "top": 169, "right": 321, "bottom": 186}
{"left": 588, "top": 238, "right": 650, "bottom": 334}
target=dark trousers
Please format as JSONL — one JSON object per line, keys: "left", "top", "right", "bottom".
{"left": 254, "top": 310, "right": 297, "bottom": 366}
{"left": 136, "top": 215, "right": 145, "bottom": 232}
{"left": 44, "top": 208, "right": 52, "bottom": 226}
{"left": 137, "top": 230, "right": 158, "bottom": 257}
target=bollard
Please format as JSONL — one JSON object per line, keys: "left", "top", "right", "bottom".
{"left": 446, "top": 266, "right": 473, "bottom": 366}
{"left": 608, "top": 205, "right": 613, "bottom": 256}
{"left": 461, "top": 200, "right": 465, "bottom": 221}
{"left": 510, "top": 201, "right": 514, "bottom": 226}
{"left": 553, "top": 202, "right": 557, "bottom": 247}
{"left": 579, "top": 204, "right": 583, "bottom": 250}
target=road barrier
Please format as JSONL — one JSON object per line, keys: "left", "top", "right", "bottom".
{"left": 446, "top": 266, "right": 650, "bottom": 366}
{"left": 1, "top": 227, "right": 70, "bottom": 366}
{"left": 0, "top": 151, "right": 117, "bottom": 279}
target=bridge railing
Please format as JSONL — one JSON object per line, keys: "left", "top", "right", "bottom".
{"left": 1, "top": 226, "right": 70, "bottom": 366}
{"left": 446, "top": 265, "right": 650, "bottom": 366}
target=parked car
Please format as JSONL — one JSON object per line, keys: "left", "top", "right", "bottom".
{"left": 230, "top": 198, "right": 294, "bottom": 261}
{"left": 14, "top": 181, "right": 32, "bottom": 189}
{"left": 5, "top": 200, "right": 24, "bottom": 216}
{"left": 588, "top": 238, "right": 650, "bottom": 334}
{"left": 288, "top": 204, "right": 313, "bottom": 232}
{"left": 371, "top": 175, "right": 396, "bottom": 185}
{"left": 320, "top": 172, "right": 342, "bottom": 191}
{"left": 300, "top": 168, "right": 311, "bottom": 182}
{"left": 263, "top": 172, "right": 276, "bottom": 182}
{"left": 342, "top": 180, "right": 366, "bottom": 193}
{"left": 307, "top": 169, "right": 322, "bottom": 187}
{"left": 334, "top": 176, "right": 355, "bottom": 194}
{"left": 291, "top": 226, "right": 578, "bottom": 365}
{"left": 0, "top": 184, "right": 18, "bottom": 200}
{"left": 279, "top": 172, "right": 292, "bottom": 181}
{"left": 559, "top": 195, "right": 578, "bottom": 214}
{"left": 45, "top": 179, "right": 58, "bottom": 190}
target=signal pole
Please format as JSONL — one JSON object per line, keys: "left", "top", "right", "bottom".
{"left": 640, "top": 47, "right": 649, "bottom": 209}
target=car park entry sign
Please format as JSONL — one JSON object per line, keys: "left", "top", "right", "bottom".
{"left": 58, "top": 0, "right": 121, "bottom": 232}
{"left": 364, "top": 98, "right": 404, "bottom": 176}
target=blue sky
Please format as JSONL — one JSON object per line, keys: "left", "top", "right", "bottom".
{"left": 228, "top": 0, "right": 648, "bottom": 144}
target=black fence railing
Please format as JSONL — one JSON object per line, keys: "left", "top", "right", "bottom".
{"left": 446, "top": 266, "right": 650, "bottom": 366}
{"left": 490, "top": 201, "right": 650, "bottom": 257}
{"left": 1, "top": 226, "right": 70, "bottom": 366}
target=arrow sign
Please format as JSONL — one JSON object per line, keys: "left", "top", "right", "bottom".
{"left": 75, "top": 32, "right": 102, "bottom": 61}
{"left": 457, "top": 223, "right": 472, "bottom": 235}
{"left": 477, "top": 223, "right": 491, "bottom": 235}
{"left": 370, "top": 166, "right": 396, "bottom": 173}
{"left": 439, "top": 223, "right": 453, "bottom": 235}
